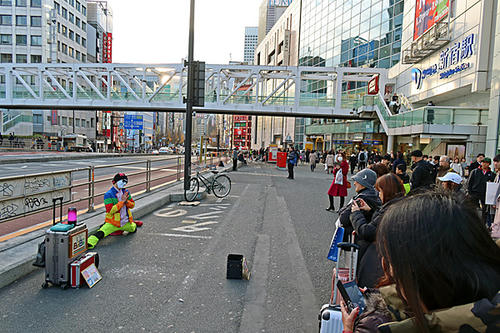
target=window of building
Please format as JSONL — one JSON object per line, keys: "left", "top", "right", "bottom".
{"left": 75, "top": 33, "right": 80, "bottom": 44}
{"left": 16, "top": 34, "right": 27, "bottom": 45}
{"left": 75, "top": 1, "right": 80, "bottom": 11}
{"left": 16, "top": 0, "right": 26, "bottom": 7}
{"left": 16, "top": 15, "right": 27, "bottom": 26}
{"left": 75, "top": 118, "right": 80, "bottom": 127}
{"left": 75, "top": 50, "right": 80, "bottom": 60}
{"left": 33, "top": 113, "right": 42, "bottom": 124}
{"left": 82, "top": 54, "right": 86, "bottom": 62}
{"left": 57, "top": 22, "right": 60, "bottom": 33}
{"left": 30, "top": 0, "right": 41, "bottom": 7}
{"left": 90, "top": 118, "right": 94, "bottom": 128}
{"left": 1, "top": 53, "right": 12, "bottom": 62}
{"left": 62, "top": 25, "right": 67, "bottom": 37}
{"left": 0, "top": 34, "right": 11, "bottom": 45}
{"left": 81, "top": 21, "right": 86, "bottom": 31}
{"left": 69, "top": 12, "right": 74, "bottom": 24}
{"left": 81, "top": 37, "right": 86, "bottom": 47}
{"left": 62, "top": 117, "right": 67, "bottom": 125}
{"left": 68, "top": 117, "right": 73, "bottom": 126}
{"left": 57, "top": 41, "right": 60, "bottom": 51}
{"left": 68, "top": 47, "right": 73, "bottom": 57}
{"left": 75, "top": 17, "right": 80, "bottom": 28}
{"left": 0, "top": 0, "right": 11, "bottom": 6}
{"left": 62, "top": 43, "right": 67, "bottom": 54}
{"left": 54, "top": 1, "right": 60, "bottom": 14}
{"left": 81, "top": 5, "right": 86, "bottom": 15}
{"left": 16, "top": 54, "right": 27, "bottom": 63}
{"left": 30, "top": 16, "right": 41, "bottom": 27}
{"left": 69, "top": 29, "right": 74, "bottom": 40}
{"left": 69, "top": 0, "right": 74, "bottom": 6}
{"left": 31, "top": 54, "right": 41, "bottom": 63}
{"left": 62, "top": 7, "right": 67, "bottom": 19}
{"left": 86, "top": 121, "right": 89, "bottom": 128}
{"left": 0, "top": 15, "right": 11, "bottom": 25}
{"left": 31, "top": 35, "right": 41, "bottom": 46}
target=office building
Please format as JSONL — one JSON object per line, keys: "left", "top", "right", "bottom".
{"left": 243, "top": 26, "right": 258, "bottom": 64}
{"left": 0, "top": 0, "right": 96, "bottom": 145}
{"left": 258, "top": 0, "right": 291, "bottom": 43}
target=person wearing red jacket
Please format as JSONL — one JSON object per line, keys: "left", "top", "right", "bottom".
{"left": 326, "top": 153, "right": 349, "bottom": 212}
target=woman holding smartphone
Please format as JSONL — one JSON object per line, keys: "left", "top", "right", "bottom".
{"left": 350, "top": 174, "right": 405, "bottom": 288}
{"left": 341, "top": 192, "right": 500, "bottom": 332}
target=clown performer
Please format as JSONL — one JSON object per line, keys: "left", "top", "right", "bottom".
{"left": 87, "top": 173, "right": 143, "bottom": 249}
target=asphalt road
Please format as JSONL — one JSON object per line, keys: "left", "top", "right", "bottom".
{"left": 0, "top": 163, "right": 357, "bottom": 332}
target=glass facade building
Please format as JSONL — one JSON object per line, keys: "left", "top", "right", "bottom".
{"left": 296, "top": 0, "right": 404, "bottom": 146}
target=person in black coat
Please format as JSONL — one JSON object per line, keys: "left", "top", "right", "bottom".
{"left": 391, "top": 152, "right": 406, "bottom": 174}
{"left": 349, "top": 174, "right": 405, "bottom": 288}
{"left": 349, "top": 153, "right": 358, "bottom": 174}
{"left": 468, "top": 157, "right": 495, "bottom": 222}
{"left": 409, "top": 150, "right": 435, "bottom": 193}
{"left": 469, "top": 153, "right": 485, "bottom": 171}
{"left": 339, "top": 169, "right": 381, "bottom": 241}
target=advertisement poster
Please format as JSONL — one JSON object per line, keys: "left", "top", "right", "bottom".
{"left": 414, "top": 0, "right": 449, "bottom": 40}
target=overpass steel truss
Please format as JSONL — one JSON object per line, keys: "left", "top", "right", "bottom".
{"left": 0, "top": 63, "right": 388, "bottom": 118}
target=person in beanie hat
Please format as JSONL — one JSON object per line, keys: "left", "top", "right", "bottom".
{"left": 87, "top": 173, "right": 143, "bottom": 249}
{"left": 339, "top": 168, "right": 381, "bottom": 241}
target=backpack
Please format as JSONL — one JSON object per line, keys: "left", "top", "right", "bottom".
{"left": 359, "top": 152, "right": 365, "bottom": 162}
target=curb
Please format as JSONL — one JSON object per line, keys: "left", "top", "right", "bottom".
{"left": 0, "top": 163, "right": 237, "bottom": 290}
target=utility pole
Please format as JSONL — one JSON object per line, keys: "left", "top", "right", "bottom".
{"left": 184, "top": 0, "right": 196, "bottom": 190}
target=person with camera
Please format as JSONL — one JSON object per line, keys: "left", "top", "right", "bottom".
{"left": 341, "top": 192, "right": 500, "bottom": 333}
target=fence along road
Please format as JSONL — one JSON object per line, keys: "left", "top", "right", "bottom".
{"left": 0, "top": 154, "right": 229, "bottom": 241}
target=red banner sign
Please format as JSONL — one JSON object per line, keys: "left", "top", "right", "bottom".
{"left": 367, "top": 75, "right": 380, "bottom": 95}
{"left": 103, "top": 32, "right": 112, "bottom": 63}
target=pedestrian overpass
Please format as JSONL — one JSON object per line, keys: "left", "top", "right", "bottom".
{"left": 0, "top": 63, "right": 488, "bottom": 138}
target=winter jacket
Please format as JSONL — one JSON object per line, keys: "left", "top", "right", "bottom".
{"left": 104, "top": 186, "right": 135, "bottom": 227}
{"left": 467, "top": 167, "right": 495, "bottom": 198}
{"left": 326, "top": 154, "right": 335, "bottom": 167}
{"left": 350, "top": 197, "right": 402, "bottom": 288}
{"left": 339, "top": 187, "right": 382, "bottom": 241}
{"left": 309, "top": 152, "right": 317, "bottom": 166}
{"left": 358, "top": 151, "right": 368, "bottom": 163}
{"left": 450, "top": 162, "right": 463, "bottom": 176}
{"left": 409, "top": 160, "right": 435, "bottom": 193}
{"left": 396, "top": 173, "right": 410, "bottom": 184}
{"left": 287, "top": 151, "right": 298, "bottom": 165}
{"left": 353, "top": 290, "right": 393, "bottom": 333}
{"left": 376, "top": 285, "right": 500, "bottom": 333}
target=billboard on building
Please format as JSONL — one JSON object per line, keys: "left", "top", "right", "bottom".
{"left": 103, "top": 32, "right": 112, "bottom": 63}
{"left": 414, "top": 0, "right": 449, "bottom": 40}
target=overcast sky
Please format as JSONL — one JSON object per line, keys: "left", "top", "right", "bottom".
{"left": 107, "top": 0, "right": 261, "bottom": 64}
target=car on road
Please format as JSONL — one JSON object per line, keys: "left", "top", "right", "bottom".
{"left": 151, "top": 149, "right": 159, "bottom": 155}
{"left": 159, "top": 147, "right": 173, "bottom": 154}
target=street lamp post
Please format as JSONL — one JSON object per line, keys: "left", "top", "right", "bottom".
{"left": 184, "top": 0, "right": 196, "bottom": 191}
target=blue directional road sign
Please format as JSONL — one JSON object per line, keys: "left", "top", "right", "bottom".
{"left": 124, "top": 115, "right": 144, "bottom": 130}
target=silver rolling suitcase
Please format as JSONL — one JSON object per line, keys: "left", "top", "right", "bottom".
{"left": 319, "top": 242, "right": 360, "bottom": 333}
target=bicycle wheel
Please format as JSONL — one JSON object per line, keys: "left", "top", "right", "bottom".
{"left": 212, "top": 174, "right": 231, "bottom": 198}
{"left": 184, "top": 177, "right": 200, "bottom": 202}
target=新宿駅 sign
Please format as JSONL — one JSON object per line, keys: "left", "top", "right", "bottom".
{"left": 412, "top": 34, "right": 475, "bottom": 89}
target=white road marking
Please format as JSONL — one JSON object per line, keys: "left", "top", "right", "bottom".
{"left": 153, "top": 207, "right": 187, "bottom": 218}
{"left": 171, "top": 221, "right": 218, "bottom": 233}
{"left": 20, "top": 165, "right": 27, "bottom": 169}
{"left": 151, "top": 233, "right": 212, "bottom": 239}
{"left": 181, "top": 220, "right": 197, "bottom": 224}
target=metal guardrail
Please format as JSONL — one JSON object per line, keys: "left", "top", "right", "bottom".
{"left": 0, "top": 153, "right": 229, "bottom": 224}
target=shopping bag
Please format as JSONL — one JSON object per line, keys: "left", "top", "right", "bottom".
{"left": 327, "top": 224, "right": 345, "bottom": 262}
{"left": 486, "top": 182, "right": 500, "bottom": 205}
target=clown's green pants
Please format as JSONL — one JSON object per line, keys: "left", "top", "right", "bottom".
{"left": 87, "top": 222, "right": 137, "bottom": 249}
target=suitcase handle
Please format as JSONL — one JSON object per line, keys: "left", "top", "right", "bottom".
{"left": 337, "top": 242, "right": 360, "bottom": 251}
{"left": 52, "top": 197, "right": 63, "bottom": 225}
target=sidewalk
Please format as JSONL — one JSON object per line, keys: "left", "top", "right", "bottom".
{"left": 0, "top": 162, "right": 240, "bottom": 289}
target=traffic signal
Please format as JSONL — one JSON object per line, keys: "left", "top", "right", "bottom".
{"left": 192, "top": 61, "right": 205, "bottom": 107}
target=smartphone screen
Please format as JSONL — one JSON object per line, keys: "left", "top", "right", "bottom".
{"left": 337, "top": 280, "right": 366, "bottom": 315}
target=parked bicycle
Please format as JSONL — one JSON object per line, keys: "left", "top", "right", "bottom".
{"left": 184, "top": 169, "right": 231, "bottom": 202}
